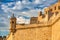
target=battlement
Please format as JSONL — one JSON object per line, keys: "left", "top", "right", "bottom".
{"left": 15, "top": 11, "right": 60, "bottom": 30}
{"left": 15, "top": 8, "right": 59, "bottom": 25}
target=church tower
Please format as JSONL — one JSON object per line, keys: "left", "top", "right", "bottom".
{"left": 10, "top": 14, "right": 16, "bottom": 35}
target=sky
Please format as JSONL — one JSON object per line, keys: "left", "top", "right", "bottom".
{"left": 0, "top": 0, "right": 57, "bottom": 36}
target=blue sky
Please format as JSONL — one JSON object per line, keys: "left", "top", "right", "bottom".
{"left": 0, "top": 0, "right": 57, "bottom": 36}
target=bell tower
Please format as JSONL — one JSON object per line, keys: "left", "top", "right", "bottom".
{"left": 10, "top": 14, "right": 16, "bottom": 35}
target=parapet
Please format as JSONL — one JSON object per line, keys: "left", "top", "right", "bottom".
{"left": 15, "top": 12, "right": 60, "bottom": 30}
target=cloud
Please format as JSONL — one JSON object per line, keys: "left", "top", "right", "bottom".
{"left": 34, "top": 0, "right": 42, "bottom": 4}
{"left": 12, "top": 1, "right": 23, "bottom": 10}
{"left": 7, "top": 2, "right": 15, "bottom": 6}
{"left": 1, "top": 4, "right": 11, "bottom": 13}
{"left": 1, "top": 0, "right": 57, "bottom": 12}
{"left": 17, "top": 17, "right": 25, "bottom": 24}
{"left": 0, "top": 14, "right": 9, "bottom": 27}
{"left": 22, "top": 0, "right": 31, "bottom": 4}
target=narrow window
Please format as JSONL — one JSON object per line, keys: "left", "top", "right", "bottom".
{"left": 54, "top": 6, "right": 56, "bottom": 10}
{"left": 50, "top": 9, "right": 52, "bottom": 11}
{"left": 58, "top": 6, "right": 60, "bottom": 10}
{"left": 12, "top": 21, "right": 14, "bottom": 24}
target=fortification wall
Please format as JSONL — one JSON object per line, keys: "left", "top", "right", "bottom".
{"left": 52, "top": 17, "right": 60, "bottom": 40}
{"left": 7, "top": 13, "right": 60, "bottom": 40}
{"left": 14, "top": 25, "right": 52, "bottom": 40}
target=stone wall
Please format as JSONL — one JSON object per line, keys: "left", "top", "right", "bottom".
{"left": 14, "top": 25, "right": 52, "bottom": 40}
{"left": 52, "top": 17, "right": 60, "bottom": 40}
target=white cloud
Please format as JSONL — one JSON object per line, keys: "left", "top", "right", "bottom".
{"left": 1, "top": 4, "right": 11, "bottom": 13}
{"left": 33, "top": 0, "right": 46, "bottom": 4}
{"left": 15, "top": 9, "right": 39, "bottom": 17}
{"left": 34, "top": 0, "right": 40, "bottom": 4}
{"left": 1, "top": 0, "right": 56, "bottom": 13}
{"left": 1, "top": 5, "right": 8, "bottom": 13}
{"left": 17, "top": 17, "right": 25, "bottom": 24}
{"left": 22, "top": 0, "right": 31, "bottom": 4}
{"left": 25, "top": 19, "right": 30, "bottom": 24}
{"left": 12, "top": 1, "right": 23, "bottom": 10}
{"left": 7, "top": 2, "right": 14, "bottom": 6}
{"left": 17, "top": 17, "right": 30, "bottom": 24}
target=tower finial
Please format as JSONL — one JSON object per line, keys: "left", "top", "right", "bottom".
{"left": 11, "top": 13, "right": 15, "bottom": 18}
{"left": 12, "top": 13, "right": 14, "bottom": 17}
